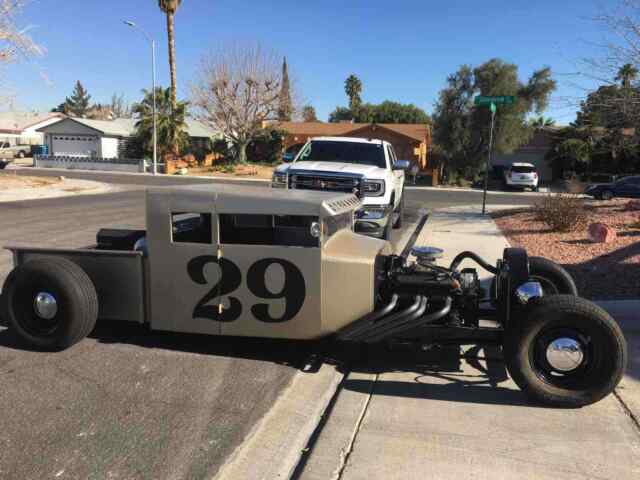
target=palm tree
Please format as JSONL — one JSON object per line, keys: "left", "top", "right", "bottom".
{"left": 344, "top": 74, "right": 363, "bottom": 112}
{"left": 615, "top": 63, "right": 638, "bottom": 88}
{"left": 531, "top": 116, "right": 555, "bottom": 128}
{"left": 133, "top": 87, "right": 189, "bottom": 159}
{"left": 158, "top": 0, "right": 182, "bottom": 111}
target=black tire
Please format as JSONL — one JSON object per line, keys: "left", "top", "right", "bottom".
{"left": 533, "top": 186, "right": 539, "bottom": 192}
{"left": 393, "top": 195, "right": 404, "bottom": 229}
{"left": 1, "top": 268, "right": 18, "bottom": 326}
{"left": 505, "top": 295, "right": 626, "bottom": 407}
{"left": 5, "top": 257, "right": 98, "bottom": 350}
{"left": 503, "top": 247, "right": 529, "bottom": 290}
{"left": 17, "top": 151, "right": 26, "bottom": 159}
{"left": 600, "top": 190, "right": 614, "bottom": 201}
{"left": 528, "top": 256, "right": 578, "bottom": 295}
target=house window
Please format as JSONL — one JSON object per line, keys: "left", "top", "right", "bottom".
{"left": 171, "top": 213, "right": 213, "bottom": 244}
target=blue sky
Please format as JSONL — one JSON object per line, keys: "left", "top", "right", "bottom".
{"left": 5, "top": 0, "right": 615, "bottom": 123}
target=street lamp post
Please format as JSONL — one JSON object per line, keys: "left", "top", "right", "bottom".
{"left": 124, "top": 20, "right": 157, "bottom": 175}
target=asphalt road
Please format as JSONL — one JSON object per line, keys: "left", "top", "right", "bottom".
{"left": 0, "top": 184, "right": 429, "bottom": 480}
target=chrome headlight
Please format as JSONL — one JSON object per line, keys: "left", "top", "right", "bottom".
{"left": 363, "top": 179, "right": 385, "bottom": 197}
{"left": 272, "top": 172, "right": 287, "bottom": 187}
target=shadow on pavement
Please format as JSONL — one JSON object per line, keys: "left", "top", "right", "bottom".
{"left": 342, "top": 343, "right": 533, "bottom": 407}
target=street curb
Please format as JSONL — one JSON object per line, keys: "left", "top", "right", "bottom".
{"left": 404, "top": 185, "right": 552, "bottom": 195}
{"left": 11, "top": 166, "right": 271, "bottom": 183}
{"left": 213, "top": 363, "right": 345, "bottom": 480}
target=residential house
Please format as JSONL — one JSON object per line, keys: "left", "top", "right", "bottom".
{"left": 37, "top": 117, "right": 218, "bottom": 159}
{"left": 493, "top": 127, "right": 561, "bottom": 182}
{"left": 0, "top": 112, "right": 67, "bottom": 145}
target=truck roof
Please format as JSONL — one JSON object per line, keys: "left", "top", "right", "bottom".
{"left": 147, "top": 184, "right": 361, "bottom": 217}
{"left": 310, "top": 136, "right": 386, "bottom": 145}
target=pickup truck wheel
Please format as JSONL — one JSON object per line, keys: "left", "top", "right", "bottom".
{"left": 393, "top": 196, "right": 404, "bottom": 229}
{"left": 17, "top": 151, "right": 26, "bottom": 158}
{"left": 504, "top": 295, "right": 626, "bottom": 407}
{"left": 529, "top": 257, "right": 578, "bottom": 295}
{"left": 5, "top": 258, "right": 98, "bottom": 350}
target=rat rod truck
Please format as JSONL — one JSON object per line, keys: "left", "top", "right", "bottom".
{"left": 0, "top": 185, "right": 627, "bottom": 407}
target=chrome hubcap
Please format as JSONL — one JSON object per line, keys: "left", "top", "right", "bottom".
{"left": 33, "top": 292, "right": 58, "bottom": 320}
{"left": 545, "top": 337, "right": 584, "bottom": 372}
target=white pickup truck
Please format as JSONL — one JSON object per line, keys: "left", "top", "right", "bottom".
{"left": 272, "top": 137, "right": 408, "bottom": 239}
{"left": 0, "top": 141, "right": 31, "bottom": 159}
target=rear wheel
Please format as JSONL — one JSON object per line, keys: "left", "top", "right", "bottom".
{"left": 5, "top": 258, "right": 98, "bottom": 350}
{"left": 17, "top": 151, "right": 26, "bottom": 158}
{"left": 505, "top": 295, "right": 626, "bottom": 407}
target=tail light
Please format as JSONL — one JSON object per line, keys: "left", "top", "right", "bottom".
{"left": 533, "top": 172, "right": 538, "bottom": 179}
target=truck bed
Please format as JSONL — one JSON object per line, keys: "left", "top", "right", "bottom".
{"left": 6, "top": 246, "right": 147, "bottom": 323}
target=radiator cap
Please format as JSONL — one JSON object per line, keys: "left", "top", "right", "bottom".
{"left": 411, "top": 246, "right": 444, "bottom": 265}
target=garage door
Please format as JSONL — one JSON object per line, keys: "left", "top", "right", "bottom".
{"left": 51, "top": 135, "right": 99, "bottom": 157}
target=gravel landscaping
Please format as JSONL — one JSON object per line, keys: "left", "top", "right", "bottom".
{"left": 493, "top": 199, "right": 640, "bottom": 300}
{"left": 0, "top": 171, "right": 61, "bottom": 188}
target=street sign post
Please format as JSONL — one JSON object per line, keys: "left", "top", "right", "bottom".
{"left": 474, "top": 95, "right": 516, "bottom": 106}
{"left": 475, "top": 95, "right": 516, "bottom": 214}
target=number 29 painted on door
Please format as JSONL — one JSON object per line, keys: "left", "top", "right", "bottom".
{"left": 187, "top": 256, "right": 307, "bottom": 323}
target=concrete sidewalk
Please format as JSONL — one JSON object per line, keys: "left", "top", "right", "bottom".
{"left": 298, "top": 206, "right": 640, "bottom": 480}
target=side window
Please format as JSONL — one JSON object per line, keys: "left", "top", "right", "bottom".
{"left": 219, "top": 214, "right": 319, "bottom": 247}
{"left": 171, "top": 212, "right": 213, "bottom": 244}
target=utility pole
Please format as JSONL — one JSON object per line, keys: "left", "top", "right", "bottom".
{"left": 124, "top": 20, "right": 157, "bottom": 175}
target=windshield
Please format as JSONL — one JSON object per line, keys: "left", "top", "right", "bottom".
{"left": 296, "top": 141, "right": 386, "bottom": 168}
{"left": 511, "top": 165, "right": 536, "bottom": 174}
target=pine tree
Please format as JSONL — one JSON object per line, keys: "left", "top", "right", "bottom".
{"left": 64, "top": 81, "right": 92, "bottom": 117}
{"left": 278, "top": 57, "right": 293, "bottom": 121}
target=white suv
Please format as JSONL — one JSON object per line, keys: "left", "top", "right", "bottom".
{"left": 503, "top": 162, "right": 539, "bottom": 191}
{"left": 272, "top": 137, "right": 407, "bottom": 239}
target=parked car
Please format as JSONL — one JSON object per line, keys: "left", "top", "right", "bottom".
{"left": 584, "top": 175, "right": 640, "bottom": 200}
{"left": 0, "top": 141, "right": 31, "bottom": 159}
{"left": 0, "top": 184, "right": 627, "bottom": 407}
{"left": 0, "top": 159, "right": 13, "bottom": 170}
{"left": 272, "top": 136, "right": 408, "bottom": 240}
{"left": 503, "top": 162, "right": 539, "bottom": 191}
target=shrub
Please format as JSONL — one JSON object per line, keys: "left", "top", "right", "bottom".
{"left": 534, "top": 194, "right": 588, "bottom": 232}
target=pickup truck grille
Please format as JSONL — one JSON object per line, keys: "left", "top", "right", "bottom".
{"left": 288, "top": 172, "right": 363, "bottom": 198}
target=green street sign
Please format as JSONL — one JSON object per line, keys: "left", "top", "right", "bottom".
{"left": 490, "top": 102, "right": 496, "bottom": 113}
{"left": 474, "top": 95, "right": 516, "bottom": 106}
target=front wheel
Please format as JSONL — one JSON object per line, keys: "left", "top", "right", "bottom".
{"left": 505, "top": 295, "right": 626, "bottom": 407}
{"left": 529, "top": 256, "right": 578, "bottom": 295}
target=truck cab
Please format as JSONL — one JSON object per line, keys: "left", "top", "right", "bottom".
{"left": 272, "top": 137, "right": 408, "bottom": 239}
{"left": 3, "top": 185, "right": 391, "bottom": 347}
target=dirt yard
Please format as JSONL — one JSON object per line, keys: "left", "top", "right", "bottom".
{"left": 0, "top": 171, "right": 62, "bottom": 189}
{"left": 186, "top": 164, "right": 275, "bottom": 180}
{"left": 493, "top": 199, "right": 640, "bottom": 300}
